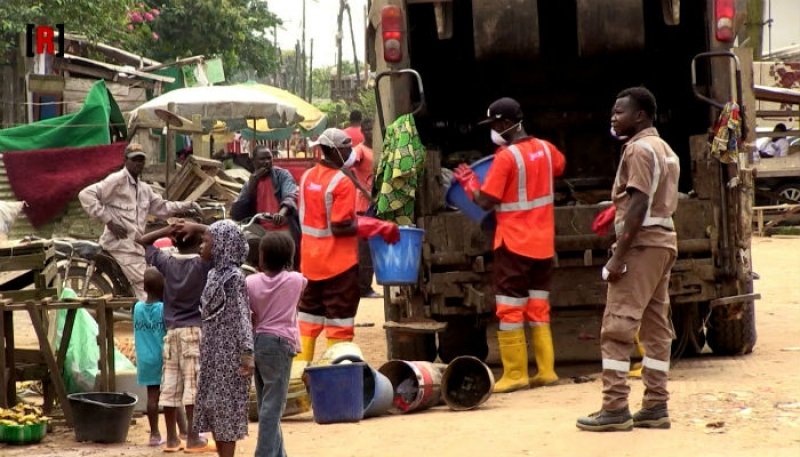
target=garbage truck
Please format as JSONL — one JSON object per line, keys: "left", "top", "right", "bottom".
{"left": 365, "top": 0, "right": 760, "bottom": 363}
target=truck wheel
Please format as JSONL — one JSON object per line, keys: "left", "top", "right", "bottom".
{"left": 706, "top": 302, "right": 757, "bottom": 356}
{"left": 670, "top": 303, "right": 707, "bottom": 359}
{"left": 437, "top": 318, "right": 489, "bottom": 363}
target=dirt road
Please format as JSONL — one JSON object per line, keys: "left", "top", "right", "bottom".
{"left": 3, "top": 237, "right": 799, "bottom": 456}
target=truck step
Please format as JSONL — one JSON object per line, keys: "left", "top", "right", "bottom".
{"left": 383, "top": 320, "right": 447, "bottom": 334}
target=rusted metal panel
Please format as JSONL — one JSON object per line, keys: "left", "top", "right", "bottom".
{"left": 471, "top": 0, "right": 540, "bottom": 61}
{"left": 576, "top": 0, "right": 645, "bottom": 57}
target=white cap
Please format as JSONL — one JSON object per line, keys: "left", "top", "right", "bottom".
{"left": 309, "top": 128, "right": 353, "bottom": 148}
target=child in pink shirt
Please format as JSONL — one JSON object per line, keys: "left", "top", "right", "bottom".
{"left": 246, "top": 232, "right": 306, "bottom": 457}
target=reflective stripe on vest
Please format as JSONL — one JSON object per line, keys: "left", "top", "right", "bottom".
{"left": 615, "top": 140, "right": 677, "bottom": 235}
{"left": 497, "top": 141, "right": 554, "bottom": 213}
{"left": 299, "top": 168, "right": 347, "bottom": 238}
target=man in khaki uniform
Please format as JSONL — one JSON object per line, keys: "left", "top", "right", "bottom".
{"left": 79, "top": 143, "right": 200, "bottom": 300}
{"left": 577, "top": 87, "right": 679, "bottom": 432}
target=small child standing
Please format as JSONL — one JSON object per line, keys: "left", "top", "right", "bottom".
{"left": 246, "top": 232, "right": 306, "bottom": 457}
{"left": 133, "top": 267, "right": 168, "bottom": 446}
{"left": 138, "top": 221, "right": 212, "bottom": 453}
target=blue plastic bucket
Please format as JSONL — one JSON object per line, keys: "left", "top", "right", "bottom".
{"left": 363, "top": 366, "right": 394, "bottom": 418}
{"left": 446, "top": 155, "right": 497, "bottom": 227}
{"left": 369, "top": 226, "right": 425, "bottom": 285}
{"left": 304, "top": 363, "right": 365, "bottom": 424}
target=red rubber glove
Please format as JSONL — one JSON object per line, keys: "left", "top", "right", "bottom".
{"left": 453, "top": 164, "right": 480, "bottom": 201}
{"left": 591, "top": 205, "right": 616, "bottom": 236}
{"left": 357, "top": 216, "right": 401, "bottom": 244}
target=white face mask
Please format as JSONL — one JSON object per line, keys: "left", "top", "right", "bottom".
{"left": 336, "top": 147, "right": 356, "bottom": 168}
{"left": 490, "top": 122, "right": 521, "bottom": 146}
{"left": 491, "top": 129, "right": 508, "bottom": 146}
{"left": 610, "top": 126, "right": 629, "bottom": 141}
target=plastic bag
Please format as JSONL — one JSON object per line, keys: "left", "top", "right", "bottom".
{"left": 52, "top": 308, "right": 136, "bottom": 393}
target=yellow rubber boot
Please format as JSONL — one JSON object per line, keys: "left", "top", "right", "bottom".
{"left": 326, "top": 338, "right": 351, "bottom": 348}
{"left": 529, "top": 324, "right": 559, "bottom": 387}
{"left": 293, "top": 335, "right": 317, "bottom": 363}
{"left": 629, "top": 333, "right": 645, "bottom": 378}
{"left": 493, "top": 329, "right": 530, "bottom": 393}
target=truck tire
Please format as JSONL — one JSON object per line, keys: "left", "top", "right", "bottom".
{"left": 706, "top": 302, "right": 757, "bottom": 356}
{"left": 436, "top": 318, "right": 489, "bottom": 363}
{"left": 671, "top": 303, "right": 707, "bottom": 359}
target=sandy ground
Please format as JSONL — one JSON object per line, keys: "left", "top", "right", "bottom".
{"left": 2, "top": 237, "right": 799, "bottom": 456}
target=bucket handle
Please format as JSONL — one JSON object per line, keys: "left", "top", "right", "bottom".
{"left": 70, "top": 392, "right": 137, "bottom": 408}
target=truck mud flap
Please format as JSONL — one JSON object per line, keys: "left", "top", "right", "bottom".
{"left": 576, "top": 0, "right": 645, "bottom": 56}
{"left": 472, "top": 0, "right": 540, "bottom": 61}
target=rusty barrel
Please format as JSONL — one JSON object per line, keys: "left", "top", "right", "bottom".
{"left": 441, "top": 356, "right": 495, "bottom": 411}
{"left": 379, "top": 360, "right": 447, "bottom": 414}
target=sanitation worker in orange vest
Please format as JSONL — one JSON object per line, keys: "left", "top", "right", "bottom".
{"left": 454, "top": 97, "right": 566, "bottom": 393}
{"left": 295, "top": 128, "right": 399, "bottom": 362}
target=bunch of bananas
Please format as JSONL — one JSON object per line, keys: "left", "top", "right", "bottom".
{"left": 0, "top": 403, "right": 49, "bottom": 426}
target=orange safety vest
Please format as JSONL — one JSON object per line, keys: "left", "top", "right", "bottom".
{"left": 298, "top": 164, "right": 358, "bottom": 280}
{"left": 482, "top": 138, "right": 564, "bottom": 259}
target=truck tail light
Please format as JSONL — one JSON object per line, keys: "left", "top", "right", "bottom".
{"left": 382, "top": 5, "right": 403, "bottom": 63}
{"left": 715, "top": 0, "right": 735, "bottom": 42}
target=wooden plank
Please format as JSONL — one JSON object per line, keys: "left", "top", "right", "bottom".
{"left": 56, "top": 309, "right": 77, "bottom": 376}
{"left": 104, "top": 304, "right": 115, "bottom": 392}
{"left": 0, "top": 288, "right": 59, "bottom": 302}
{"left": 25, "top": 302, "right": 72, "bottom": 426}
{"left": 184, "top": 176, "right": 215, "bottom": 202}
{"left": 0, "top": 308, "right": 7, "bottom": 406}
{"left": 95, "top": 301, "right": 108, "bottom": 391}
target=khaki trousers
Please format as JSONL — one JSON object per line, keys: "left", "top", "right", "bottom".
{"left": 601, "top": 246, "right": 676, "bottom": 410}
{"left": 113, "top": 252, "right": 147, "bottom": 301}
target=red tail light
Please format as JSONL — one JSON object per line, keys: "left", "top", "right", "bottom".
{"left": 381, "top": 5, "right": 403, "bottom": 63}
{"left": 715, "top": 0, "right": 735, "bottom": 42}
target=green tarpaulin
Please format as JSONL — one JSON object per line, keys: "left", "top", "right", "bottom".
{"left": 0, "top": 80, "right": 126, "bottom": 152}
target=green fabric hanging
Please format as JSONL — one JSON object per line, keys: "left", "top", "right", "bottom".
{"left": 0, "top": 80, "right": 126, "bottom": 152}
{"left": 374, "top": 114, "right": 426, "bottom": 225}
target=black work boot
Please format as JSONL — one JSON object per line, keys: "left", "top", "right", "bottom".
{"left": 576, "top": 408, "right": 634, "bottom": 432}
{"left": 633, "top": 403, "right": 671, "bottom": 429}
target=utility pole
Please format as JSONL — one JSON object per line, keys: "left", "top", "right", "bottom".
{"left": 746, "top": 0, "right": 764, "bottom": 59}
{"left": 336, "top": 0, "right": 346, "bottom": 100}
{"left": 308, "top": 39, "right": 314, "bottom": 102}
{"left": 301, "top": 0, "right": 307, "bottom": 99}
{"left": 346, "top": 2, "right": 361, "bottom": 87}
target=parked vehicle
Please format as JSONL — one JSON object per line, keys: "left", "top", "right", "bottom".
{"left": 367, "top": 0, "right": 759, "bottom": 363}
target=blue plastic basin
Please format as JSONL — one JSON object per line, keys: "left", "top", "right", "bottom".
{"left": 446, "top": 155, "right": 496, "bottom": 227}
{"left": 369, "top": 226, "right": 424, "bottom": 285}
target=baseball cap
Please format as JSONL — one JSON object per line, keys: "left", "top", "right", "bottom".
{"left": 478, "top": 97, "right": 524, "bottom": 125}
{"left": 309, "top": 128, "right": 353, "bottom": 149}
{"left": 125, "top": 143, "right": 147, "bottom": 159}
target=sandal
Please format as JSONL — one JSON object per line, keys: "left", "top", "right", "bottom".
{"left": 149, "top": 435, "right": 165, "bottom": 447}
{"left": 163, "top": 439, "right": 186, "bottom": 453}
{"left": 184, "top": 438, "right": 217, "bottom": 454}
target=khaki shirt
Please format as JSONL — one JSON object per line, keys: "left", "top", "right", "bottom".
{"left": 79, "top": 168, "right": 191, "bottom": 256}
{"left": 612, "top": 127, "right": 680, "bottom": 252}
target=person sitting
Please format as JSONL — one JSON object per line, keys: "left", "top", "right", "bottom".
{"left": 230, "top": 145, "right": 301, "bottom": 269}
{"left": 759, "top": 123, "right": 790, "bottom": 159}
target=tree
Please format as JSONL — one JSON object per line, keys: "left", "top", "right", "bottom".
{"left": 0, "top": 0, "right": 130, "bottom": 62}
{"left": 132, "top": 0, "right": 282, "bottom": 80}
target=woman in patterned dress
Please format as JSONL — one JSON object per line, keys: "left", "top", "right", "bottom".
{"left": 189, "top": 220, "right": 254, "bottom": 457}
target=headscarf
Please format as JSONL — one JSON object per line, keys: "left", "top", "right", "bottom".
{"left": 200, "top": 220, "right": 249, "bottom": 321}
